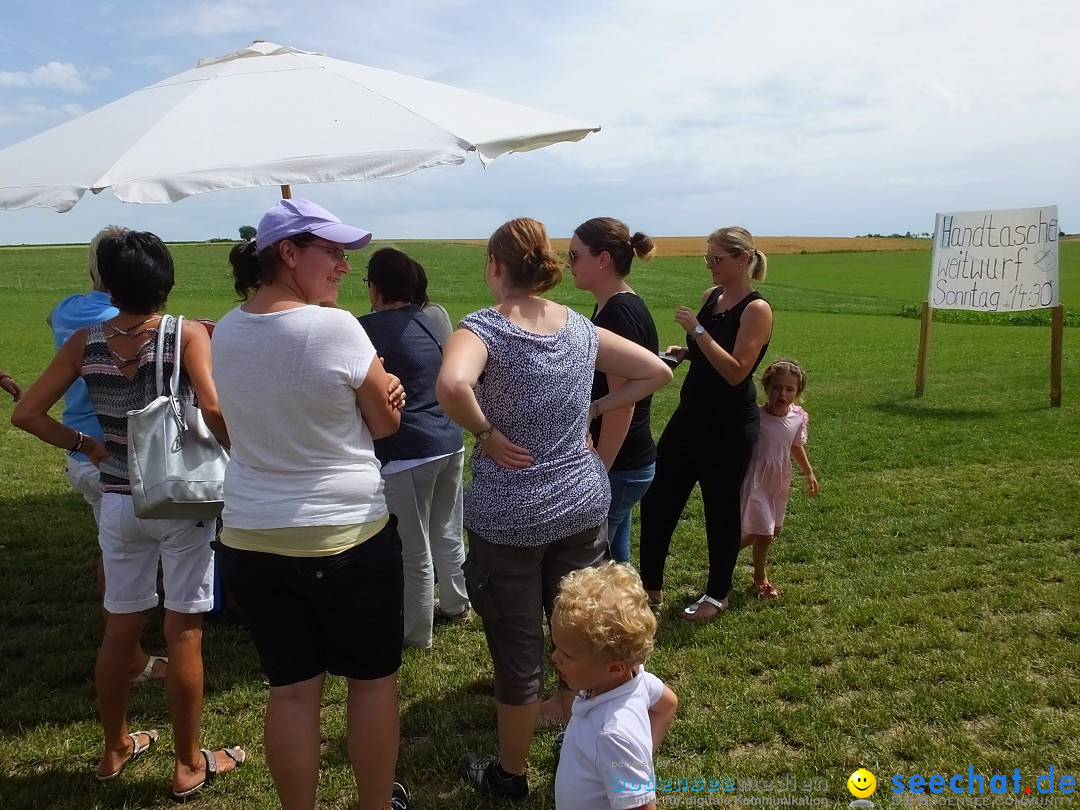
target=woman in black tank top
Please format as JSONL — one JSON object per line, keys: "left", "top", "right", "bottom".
{"left": 639, "top": 226, "right": 774, "bottom": 621}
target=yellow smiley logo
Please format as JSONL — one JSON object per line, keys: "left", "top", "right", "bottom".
{"left": 848, "top": 768, "right": 877, "bottom": 798}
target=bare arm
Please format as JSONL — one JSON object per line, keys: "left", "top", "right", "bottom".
{"left": 589, "top": 329, "right": 672, "bottom": 423}
{"left": 436, "top": 328, "right": 532, "bottom": 469}
{"left": 180, "top": 319, "right": 229, "bottom": 447}
{"left": 0, "top": 367, "right": 22, "bottom": 402}
{"left": 649, "top": 684, "right": 679, "bottom": 756}
{"left": 674, "top": 297, "right": 773, "bottom": 386}
{"left": 791, "top": 444, "right": 819, "bottom": 496}
{"left": 355, "top": 356, "right": 402, "bottom": 440}
{"left": 593, "top": 375, "right": 634, "bottom": 471}
{"left": 11, "top": 330, "right": 106, "bottom": 464}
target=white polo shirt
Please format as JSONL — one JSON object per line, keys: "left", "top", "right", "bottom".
{"left": 555, "top": 669, "right": 666, "bottom": 810}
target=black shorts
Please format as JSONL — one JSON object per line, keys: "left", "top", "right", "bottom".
{"left": 217, "top": 518, "right": 404, "bottom": 687}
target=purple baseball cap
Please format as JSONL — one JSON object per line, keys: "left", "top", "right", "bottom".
{"left": 255, "top": 197, "right": 373, "bottom": 251}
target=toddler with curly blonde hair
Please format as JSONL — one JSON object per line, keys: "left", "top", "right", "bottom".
{"left": 551, "top": 562, "right": 678, "bottom": 810}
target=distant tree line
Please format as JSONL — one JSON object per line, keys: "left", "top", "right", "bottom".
{"left": 856, "top": 232, "right": 930, "bottom": 238}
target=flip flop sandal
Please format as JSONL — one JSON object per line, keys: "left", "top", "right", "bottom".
{"left": 172, "top": 746, "right": 245, "bottom": 801}
{"left": 682, "top": 593, "right": 728, "bottom": 622}
{"left": 96, "top": 729, "right": 158, "bottom": 782}
{"left": 131, "top": 655, "right": 168, "bottom": 686}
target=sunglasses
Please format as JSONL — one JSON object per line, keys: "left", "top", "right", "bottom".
{"left": 567, "top": 248, "right": 596, "bottom": 266}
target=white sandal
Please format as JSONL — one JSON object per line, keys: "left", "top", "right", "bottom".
{"left": 130, "top": 655, "right": 168, "bottom": 685}
{"left": 682, "top": 594, "right": 728, "bottom": 621}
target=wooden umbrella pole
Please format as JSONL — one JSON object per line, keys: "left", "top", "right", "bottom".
{"left": 280, "top": 184, "right": 292, "bottom": 199}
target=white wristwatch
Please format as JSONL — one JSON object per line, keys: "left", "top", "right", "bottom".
{"left": 693, "top": 325, "right": 705, "bottom": 336}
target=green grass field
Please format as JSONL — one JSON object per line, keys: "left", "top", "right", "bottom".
{"left": 0, "top": 241, "right": 1077, "bottom": 809}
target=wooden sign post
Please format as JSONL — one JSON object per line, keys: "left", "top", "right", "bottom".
{"left": 915, "top": 302, "right": 932, "bottom": 398}
{"left": 1051, "top": 304, "right": 1063, "bottom": 407}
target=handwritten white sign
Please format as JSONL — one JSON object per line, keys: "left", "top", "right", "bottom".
{"left": 929, "top": 205, "right": 1059, "bottom": 312}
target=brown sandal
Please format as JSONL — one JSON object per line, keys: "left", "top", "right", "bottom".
{"left": 753, "top": 581, "right": 782, "bottom": 601}
{"left": 535, "top": 711, "right": 567, "bottom": 731}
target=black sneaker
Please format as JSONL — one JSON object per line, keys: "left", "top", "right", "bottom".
{"left": 457, "top": 753, "right": 529, "bottom": 802}
{"left": 391, "top": 781, "right": 410, "bottom": 810}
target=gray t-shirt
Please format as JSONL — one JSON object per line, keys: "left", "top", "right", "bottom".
{"left": 460, "top": 306, "right": 610, "bottom": 546}
{"left": 421, "top": 302, "right": 454, "bottom": 344}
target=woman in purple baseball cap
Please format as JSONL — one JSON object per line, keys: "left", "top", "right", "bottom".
{"left": 212, "top": 198, "right": 412, "bottom": 810}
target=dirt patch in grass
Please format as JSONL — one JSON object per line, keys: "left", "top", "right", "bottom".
{"left": 728, "top": 739, "right": 803, "bottom": 760}
{"left": 961, "top": 716, "right": 996, "bottom": 739}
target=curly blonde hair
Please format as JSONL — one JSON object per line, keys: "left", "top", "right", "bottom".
{"left": 552, "top": 562, "right": 657, "bottom": 667}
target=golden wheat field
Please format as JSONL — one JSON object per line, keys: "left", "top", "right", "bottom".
{"left": 443, "top": 235, "right": 933, "bottom": 256}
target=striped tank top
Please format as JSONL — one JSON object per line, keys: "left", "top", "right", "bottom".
{"left": 82, "top": 320, "right": 195, "bottom": 493}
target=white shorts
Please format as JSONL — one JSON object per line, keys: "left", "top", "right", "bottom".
{"left": 98, "top": 492, "right": 215, "bottom": 614}
{"left": 66, "top": 455, "right": 104, "bottom": 525}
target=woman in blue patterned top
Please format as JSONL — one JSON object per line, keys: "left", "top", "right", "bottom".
{"left": 437, "top": 217, "right": 672, "bottom": 802}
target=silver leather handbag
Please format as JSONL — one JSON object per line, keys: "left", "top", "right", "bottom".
{"left": 127, "top": 315, "right": 228, "bottom": 519}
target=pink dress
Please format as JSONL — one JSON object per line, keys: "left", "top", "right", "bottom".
{"left": 741, "top": 404, "right": 808, "bottom": 536}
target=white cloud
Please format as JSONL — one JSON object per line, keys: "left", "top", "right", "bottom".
{"left": 154, "top": 0, "right": 290, "bottom": 37}
{"left": 0, "top": 62, "right": 90, "bottom": 91}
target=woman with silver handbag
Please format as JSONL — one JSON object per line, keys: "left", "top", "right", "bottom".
{"left": 12, "top": 230, "right": 244, "bottom": 799}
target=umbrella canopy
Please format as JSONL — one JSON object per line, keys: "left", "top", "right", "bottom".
{"left": 0, "top": 41, "right": 600, "bottom": 213}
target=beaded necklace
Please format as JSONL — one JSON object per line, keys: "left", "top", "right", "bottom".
{"left": 105, "top": 315, "right": 160, "bottom": 339}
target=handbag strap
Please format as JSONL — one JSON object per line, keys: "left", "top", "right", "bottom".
{"left": 153, "top": 314, "right": 171, "bottom": 396}
{"left": 169, "top": 316, "right": 185, "bottom": 396}
{"left": 153, "top": 315, "right": 184, "bottom": 397}
{"left": 404, "top": 308, "right": 443, "bottom": 354}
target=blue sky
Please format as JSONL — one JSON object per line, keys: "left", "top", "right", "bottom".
{"left": 0, "top": 0, "right": 1077, "bottom": 244}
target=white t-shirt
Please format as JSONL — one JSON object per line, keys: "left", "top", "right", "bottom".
{"left": 555, "top": 669, "right": 665, "bottom": 810}
{"left": 212, "top": 305, "right": 386, "bottom": 529}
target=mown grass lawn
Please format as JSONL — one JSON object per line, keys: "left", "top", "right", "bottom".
{"left": 0, "top": 240, "right": 1077, "bottom": 809}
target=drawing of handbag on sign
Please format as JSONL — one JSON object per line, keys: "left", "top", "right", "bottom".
{"left": 1034, "top": 249, "right": 1058, "bottom": 274}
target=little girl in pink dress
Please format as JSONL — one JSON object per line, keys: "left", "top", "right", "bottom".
{"left": 740, "top": 359, "right": 819, "bottom": 600}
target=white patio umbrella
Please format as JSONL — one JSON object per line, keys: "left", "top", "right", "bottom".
{"left": 0, "top": 41, "right": 600, "bottom": 212}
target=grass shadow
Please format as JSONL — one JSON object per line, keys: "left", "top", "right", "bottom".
{"left": 0, "top": 492, "right": 266, "bottom": 732}
{"left": 0, "top": 767, "right": 170, "bottom": 810}
{"left": 872, "top": 399, "right": 1000, "bottom": 420}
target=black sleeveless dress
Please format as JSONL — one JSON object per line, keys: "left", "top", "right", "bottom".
{"left": 678, "top": 288, "right": 770, "bottom": 434}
